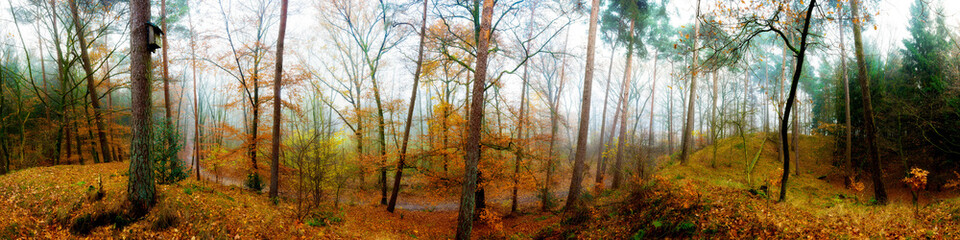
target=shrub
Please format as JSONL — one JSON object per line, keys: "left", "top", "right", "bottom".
{"left": 306, "top": 208, "right": 344, "bottom": 227}
{"left": 153, "top": 120, "right": 187, "bottom": 184}
{"left": 246, "top": 173, "right": 263, "bottom": 192}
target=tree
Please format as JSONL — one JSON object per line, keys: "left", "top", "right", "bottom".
{"left": 594, "top": 45, "right": 618, "bottom": 191}
{"left": 773, "top": 0, "right": 816, "bottom": 202}
{"left": 161, "top": 0, "right": 173, "bottom": 142}
{"left": 679, "top": 0, "right": 701, "bottom": 165}
{"left": 455, "top": 0, "right": 494, "bottom": 238}
{"left": 837, "top": 0, "right": 853, "bottom": 177}
{"left": 188, "top": 0, "right": 201, "bottom": 180}
{"left": 128, "top": 0, "right": 156, "bottom": 214}
{"left": 316, "top": 0, "right": 397, "bottom": 204}
{"left": 851, "top": 0, "right": 886, "bottom": 204}
{"left": 564, "top": 0, "right": 600, "bottom": 211}
{"left": 214, "top": 0, "right": 274, "bottom": 176}
{"left": 387, "top": 0, "right": 429, "bottom": 213}
{"left": 69, "top": 0, "right": 112, "bottom": 164}
{"left": 696, "top": 0, "right": 818, "bottom": 202}
{"left": 600, "top": 0, "right": 650, "bottom": 189}
{"left": 269, "top": 0, "right": 289, "bottom": 200}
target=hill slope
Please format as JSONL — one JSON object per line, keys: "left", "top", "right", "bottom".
{"left": 546, "top": 133, "right": 960, "bottom": 239}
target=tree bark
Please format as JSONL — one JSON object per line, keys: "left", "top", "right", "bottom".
{"left": 455, "top": 0, "right": 494, "bottom": 238}
{"left": 680, "top": 0, "right": 701, "bottom": 165}
{"left": 851, "top": 0, "right": 887, "bottom": 204}
{"left": 564, "top": 0, "right": 600, "bottom": 211}
{"left": 161, "top": 0, "right": 173, "bottom": 142}
{"left": 387, "top": 0, "right": 428, "bottom": 213}
{"left": 269, "top": 0, "right": 288, "bottom": 199}
{"left": 128, "top": 0, "right": 155, "bottom": 214}
{"left": 611, "top": 19, "right": 636, "bottom": 190}
{"left": 668, "top": 63, "right": 675, "bottom": 154}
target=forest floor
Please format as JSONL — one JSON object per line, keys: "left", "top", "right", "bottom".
{"left": 5, "top": 133, "right": 960, "bottom": 239}
{"left": 0, "top": 161, "right": 562, "bottom": 239}
{"left": 543, "top": 133, "right": 960, "bottom": 239}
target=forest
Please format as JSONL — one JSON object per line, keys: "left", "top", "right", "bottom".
{"left": 0, "top": 0, "right": 959, "bottom": 238}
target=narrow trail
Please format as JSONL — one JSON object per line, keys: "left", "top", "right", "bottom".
{"left": 183, "top": 150, "right": 569, "bottom": 212}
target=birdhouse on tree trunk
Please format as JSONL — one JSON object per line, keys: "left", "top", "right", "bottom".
{"left": 147, "top": 22, "right": 164, "bottom": 53}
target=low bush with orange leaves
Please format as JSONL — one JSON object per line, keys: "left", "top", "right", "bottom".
{"left": 902, "top": 167, "right": 929, "bottom": 206}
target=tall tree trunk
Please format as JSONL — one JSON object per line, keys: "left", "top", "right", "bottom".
{"left": 777, "top": 0, "right": 816, "bottom": 203}
{"left": 838, "top": 7, "right": 853, "bottom": 178}
{"left": 190, "top": 0, "right": 201, "bottom": 180}
{"left": 778, "top": 44, "right": 787, "bottom": 163}
{"left": 355, "top": 119, "right": 365, "bottom": 186}
{"left": 711, "top": 71, "right": 718, "bottom": 167}
{"left": 373, "top": 82, "right": 387, "bottom": 205}
{"left": 564, "top": 0, "right": 601, "bottom": 211}
{"left": 543, "top": 30, "right": 570, "bottom": 211}
{"left": 161, "top": 0, "right": 173, "bottom": 142}
{"left": 611, "top": 19, "right": 636, "bottom": 190}
{"left": 511, "top": 2, "right": 534, "bottom": 214}
{"left": 252, "top": 80, "right": 260, "bottom": 171}
{"left": 70, "top": 0, "right": 113, "bottom": 164}
{"left": 128, "top": 0, "right": 156, "bottom": 214}
{"left": 268, "top": 0, "right": 288, "bottom": 199}
{"left": 455, "top": 0, "right": 494, "bottom": 238}
{"left": 646, "top": 50, "right": 659, "bottom": 173}
{"left": 668, "top": 63, "right": 675, "bottom": 155}
{"left": 851, "top": 0, "right": 886, "bottom": 204}
{"left": 680, "top": 0, "right": 701, "bottom": 165}
{"left": 793, "top": 100, "right": 799, "bottom": 175}
{"left": 72, "top": 100, "right": 84, "bottom": 164}
{"left": 387, "top": 0, "right": 428, "bottom": 213}
{"left": 594, "top": 46, "right": 617, "bottom": 191}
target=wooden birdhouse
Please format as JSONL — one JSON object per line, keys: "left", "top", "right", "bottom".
{"left": 147, "top": 22, "right": 164, "bottom": 53}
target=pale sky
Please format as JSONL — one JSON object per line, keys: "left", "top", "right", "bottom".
{"left": 1, "top": 0, "right": 958, "bottom": 144}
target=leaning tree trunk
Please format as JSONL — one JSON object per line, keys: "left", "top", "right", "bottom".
{"left": 564, "top": 0, "right": 601, "bottom": 211}
{"left": 851, "top": 0, "right": 887, "bottom": 205}
{"left": 777, "top": 0, "right": 816, "bottom": 203}
{"left": 455, "top": 0, "right": 494, "bottom": 239}
{"left": 128, "top": 0, "right": 156, "bottom": 214}
{"left": 70, "top": 0, "right": 113, "bottom": 164}
{"left": 268, "top": 0, "right": 288, "bottom": 199}
{"left": 594, "top": 45, "right": 617, "bottom": 192}
{"left": 387, "top": 0, "right": 428, "bottom": 213}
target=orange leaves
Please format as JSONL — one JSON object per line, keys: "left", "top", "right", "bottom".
{"left": 902, "top": 167, "right": 929, "bottom": 192}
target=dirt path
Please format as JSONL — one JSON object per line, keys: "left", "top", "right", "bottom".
{"left": 184, "top": 153, "right": 568, "bottom": 212}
